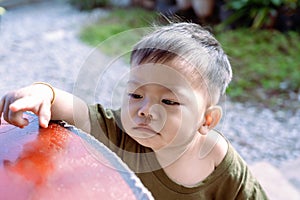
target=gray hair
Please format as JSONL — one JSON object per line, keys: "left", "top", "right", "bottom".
{"left": 130, "top": 22, "right": 232, "bottom": 105}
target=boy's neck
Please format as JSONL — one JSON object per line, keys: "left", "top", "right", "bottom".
{"left": 154, "top": 133, "right": 203, "bottom": 169}
{"left": 156, "top": 133, "right": 217, "bottom": 187}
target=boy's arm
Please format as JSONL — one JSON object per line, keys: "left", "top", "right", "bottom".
{"left": 0, "top": 84, "right": 91, "bottom": 133}
{"left": 51, "top": 88, "right": 91, "bottom": 133}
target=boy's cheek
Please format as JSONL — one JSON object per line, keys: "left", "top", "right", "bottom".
{"left": 178, "top": 110, "right": 200, "bottom": 130}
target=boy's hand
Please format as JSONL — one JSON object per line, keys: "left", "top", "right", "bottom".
{"left": 0, "top": 84, "right": 53, "bottom": 128}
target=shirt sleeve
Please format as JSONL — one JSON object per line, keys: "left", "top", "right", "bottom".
{"left": 88, "top": 104, "right": 122, "bottom": 148}
{"left": 225, "top": 147, "right": 269, "bottom": 200}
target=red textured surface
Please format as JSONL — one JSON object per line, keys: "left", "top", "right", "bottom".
{"left": 0, "top": 115, "right": 138, "bottom": 200}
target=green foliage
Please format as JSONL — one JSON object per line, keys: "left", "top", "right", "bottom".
{"left": 228, "top": 0, "right": 281, "bottom": 9}
{"left": 216, "top": 29, "right": 300, "bottom": 107}
{"left": 68, "top": 0, "right": 109, "bottom": 10}
{"left": 222, "top": 0, "right": 300, "bottom": 30}
{"left": 79, "top": 8, "right": 300, "bottom": 109}
{"left": 79, "top": 8, "right": 158, "bottom": 59}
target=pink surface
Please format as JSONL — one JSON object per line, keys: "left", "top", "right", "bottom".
{"left": 0, "top": 115, "right": 148, "bottom": 200}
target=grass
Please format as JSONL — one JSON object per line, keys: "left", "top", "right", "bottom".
{"left": 79, "top": 7, "right": 158, "bottom": 59}
{"left": 215, "top": 29, "right": 300, "bottom": 109}
{"left": 79, "top": 7, "right": 300, "bottom": 110}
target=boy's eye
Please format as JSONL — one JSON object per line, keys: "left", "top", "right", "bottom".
{"left": 128, "top": 93, "right": 143, "bottom": 99}
{"left": 162, "top": 99, "right": 180, "bottom": 106}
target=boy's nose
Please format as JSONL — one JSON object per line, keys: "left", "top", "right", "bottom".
{"left": 138, "top": 105, "right": 153, "bottom": 120}
{"left": 138, "top": 110, "right": 153, "bottom": 120}
{"left": 137, "top": 102, "right": 167, "bottom": 132}
{"left": 138, "top": 100, "right": 155, "bottom": 120}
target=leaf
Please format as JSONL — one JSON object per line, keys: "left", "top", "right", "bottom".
{"left": 228, "top": 0, "right": 248, "bottom": 9}
{"left": 252, "top": 7, "right": 269, "bottom": 29}
{"left": 219, "top": 8, "right": 247, "bottom": 29}
{"left": 270, "top": 0, "right": 282, "bottom": 6}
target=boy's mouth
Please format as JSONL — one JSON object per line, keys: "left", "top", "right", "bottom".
{"left": 132, "top": 125, "right": 160, "bottom": 137}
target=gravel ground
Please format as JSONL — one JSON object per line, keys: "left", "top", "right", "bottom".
{"left": 0, "top": 0, "right": 299, "bottom": 169}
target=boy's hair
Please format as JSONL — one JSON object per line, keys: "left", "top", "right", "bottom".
{"left": 130, "top": 22, "right": 232, "bottom": 105}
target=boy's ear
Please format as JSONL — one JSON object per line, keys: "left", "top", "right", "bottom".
{"left": 199, "top": 106, "right": 222, "bottom": 135}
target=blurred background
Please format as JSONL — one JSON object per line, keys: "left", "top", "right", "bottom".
{"left": 0, "top": 0, "right": 299, "bottom": 198}
{"left": 69, "top": 0, "right": 300, "bottom": 110}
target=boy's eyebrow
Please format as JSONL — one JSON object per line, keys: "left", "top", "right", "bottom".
{"left": 127, "top": 80, "right": 142, "bottom": 85}
{"left": 127, "top": 80, "right": 180, "bottom": 91}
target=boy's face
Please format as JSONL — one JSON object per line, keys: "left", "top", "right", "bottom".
{"left": 121, "top": 61, "right": 208, "bottom": 152}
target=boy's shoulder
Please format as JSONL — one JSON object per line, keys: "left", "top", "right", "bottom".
{"left": 200, "top": 130, "right": 228, "bottom": 167}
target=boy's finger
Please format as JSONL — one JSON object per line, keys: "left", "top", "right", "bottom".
{"left": 9, "top": 96, "right": 40, "bottom": 114}
{"left": 38, "top": 102, "right": 51, "bottom": 128}
{"left": 0, "top": 98, "right": 4, "bottom": 124}
{"left": 7, "top": 109, "right": 29, "bottom": 128}
{"left": 0, "top": 98, "right": 4, "bottom": 113}
{"left": 2, "top": 98, "right": 11, "bottom": 123}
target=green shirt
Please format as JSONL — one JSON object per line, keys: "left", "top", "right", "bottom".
{"left": 89, "top": 104, "right": 268, "bottom": 200}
